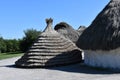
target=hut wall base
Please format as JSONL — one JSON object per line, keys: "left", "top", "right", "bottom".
{"left": 84, "top": 48, "right": 120, "bottom": 69}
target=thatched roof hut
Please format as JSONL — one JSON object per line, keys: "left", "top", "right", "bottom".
{"left": 77, "top": 0, "right": 120, "bottom": 69}
{"left": 15, "top": 18, "right": 82, "bottom": 68}
{"left": 54, "top": 22, "right": 79, "bottom": 43}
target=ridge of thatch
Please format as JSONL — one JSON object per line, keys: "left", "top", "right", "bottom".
{"left": 77, "top": 0, "right": 120, "bottom": 50}
{"left": 15, "top": 18, "right": 82, "bottom": 68}
{"left": 54, "top": 22, "right": 79, "bottom": 43}
{"left": 77, "top": 26, "right": 86, "bottom": 35}
{"left": 111, "top": 0, "right": 119, "bottom": 1}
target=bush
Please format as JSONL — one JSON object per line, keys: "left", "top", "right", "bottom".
{"left": 20, "top": 28, "right": 42, "bottom": 52}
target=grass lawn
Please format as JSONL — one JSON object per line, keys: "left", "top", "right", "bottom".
{"left": 0, "top": 52, "right": 23, "bottom": 60}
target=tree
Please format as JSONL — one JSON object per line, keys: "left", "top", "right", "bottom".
{"left": 20, "top": 28, "right": 41, "bottom": 52}
{"left": 5, "top": 39, "right": 20, "bottom": 52}
{"left": 0, "top": 37, "right": 6, "bottom": 53}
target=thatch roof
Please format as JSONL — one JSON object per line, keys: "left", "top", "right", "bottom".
{"left": 15, "top": 18, "right": 82, "bottom": 68}
{"left": 54, "top": 22, "right": 79, "bottom": 43}
{"left": 77, "top": 0, "right": 120, "bottom": 50}
{"left": 77, "top": 26, "right": 86, "bottom": 35}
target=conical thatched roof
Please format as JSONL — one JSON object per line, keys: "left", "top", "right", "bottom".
{"left": 54, "top": 22, "right": 79, "bottom": 43}
{"left": 77, "top": 0, "right": 120, "bottom": 50}
{"left": 15, "top": 18, "right": 82, "bottom": 68}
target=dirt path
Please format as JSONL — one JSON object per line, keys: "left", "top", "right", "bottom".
{"left": 0, "top": 57, "right": 120, "bottom": 80}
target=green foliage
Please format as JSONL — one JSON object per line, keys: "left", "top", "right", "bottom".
{"left": 0, "top": 37, "right": 6, "bottom": 53}
{"left": 20, "top": 28, "right": 41, "bottom": 52}
{"left": 5, "top": 39, "right": 20, "bottom": 52}
{"left": 0, "top": 37, "right": 21, "bottom": 53}
{"left": 0, "top": 28, "right": 41, "bottom": 53}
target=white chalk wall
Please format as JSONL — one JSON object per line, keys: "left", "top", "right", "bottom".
{"left": 81, "top": 51, "right": 84, "bottom": 60}
{"left": 84, "top": 48, "right": 120, "bottom": 69}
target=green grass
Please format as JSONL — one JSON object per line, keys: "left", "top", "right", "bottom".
{"left": 0, "top": 52, "right": 23, "bottom": 60}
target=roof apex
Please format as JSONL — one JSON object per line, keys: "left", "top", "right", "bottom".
{"left": 46, "top": 18, "right": 53, "bottom": 24}
{"left": 43, "top": 18, "right": 54, "bottom": 32}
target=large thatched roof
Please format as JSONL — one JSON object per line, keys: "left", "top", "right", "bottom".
{"left": 15, "top": 18, "right": 82, "bottom": 68}
{"left": 77, "top": 0, "right": 120, "bottom": 50}
{"left": 54, "top": 22, "right": 79, "bottom": 43}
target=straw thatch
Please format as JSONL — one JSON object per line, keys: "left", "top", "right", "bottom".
{"left": 77, "top": 26, "right": 86, "bottom": 36}
{"left": 54, "top": 22, "right": 79, "bottom": 43}
{"left": 77, "top": 0, "right": 120, "bottom": 50}
{"left": 15, "top": 18, "right": 82, "bottom": 68}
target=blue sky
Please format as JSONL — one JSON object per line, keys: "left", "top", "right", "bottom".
{"left": 0, "top": 0, "right": 109, "bottom": 39}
